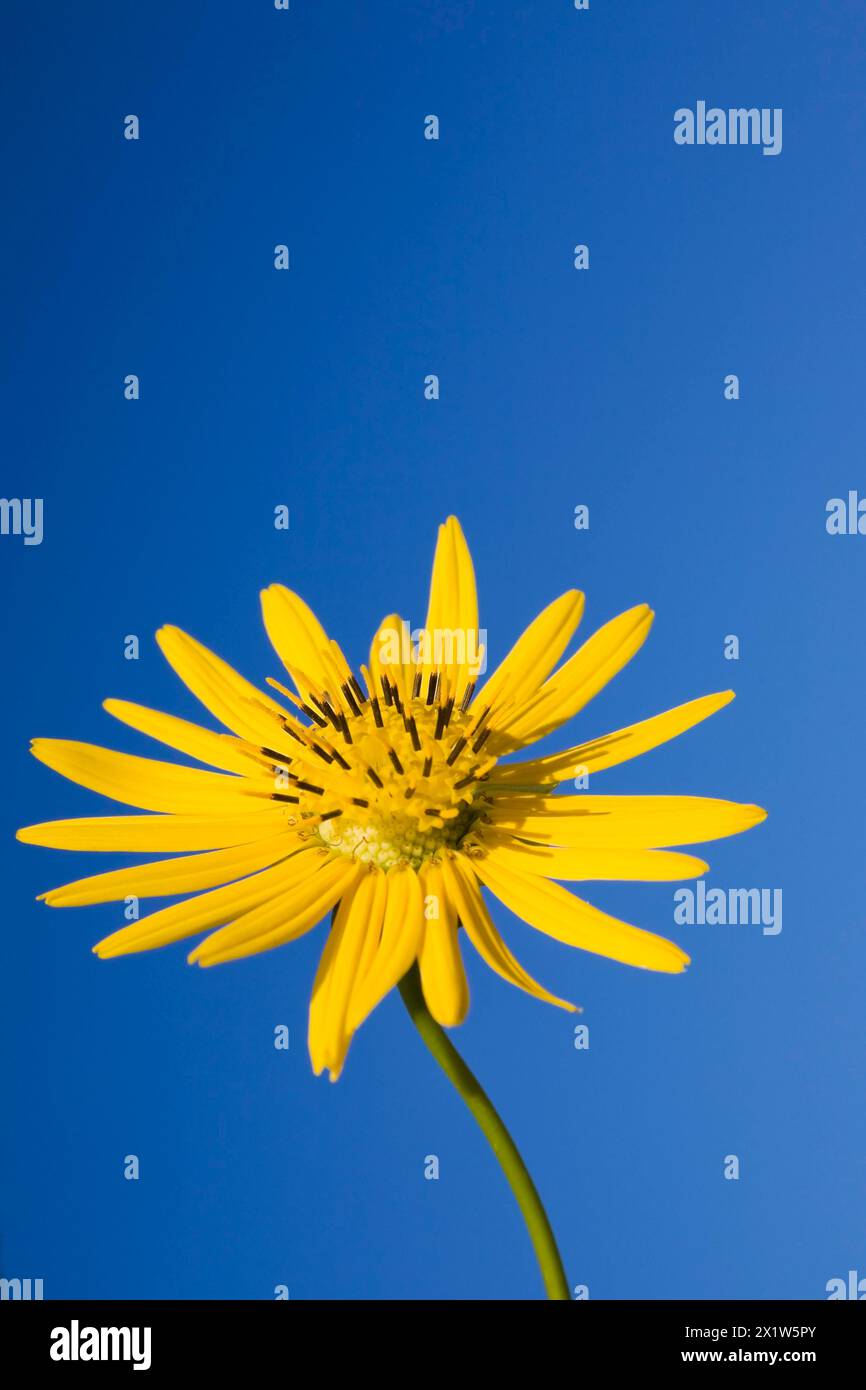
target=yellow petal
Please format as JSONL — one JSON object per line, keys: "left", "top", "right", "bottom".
{"left": 490, "top": 691, "right": 736, "bottom": 785}
{"left": 487, "top": 794, "right": 767, "bottom": 848}
{"left": 29, "top": 739, "right": 271, "bottom": 815}
{"left": 477, "top": 836, "right": 709, "bottom": 882}
{"left": 441, "top": 854, "right": 576, "bottom": 1011}
{"left": 156, "top": 625, "right": 287, "bottom": 745}
{"left": 40, "top": 833, "right": 303, "bottom": 906}
{"left": 471, "top": 853, "right": 690, "bottom": 973}
{"left": 16, "top": 811, "right": 288, "bottom": 853}
{"left": 344, "top": 863, "right": 424, "bottom": 1031}
{"left": 93, "top": 846, "right": 324, "bottom": 957}
{"left": 422, "top": 517, "right": 479, "bottom": 700}
{"left": 471, "top": 590, "right": 584, "bottom": 718}
{"left": 190, "top": 856, "right": 360, "bottom": 967}
{"left": 368, "top": 612, "right": 415, "bottom": 704}
{"left": 103, "top": 699, "right": 256, "bottom": 776}
{"left": 499, "top": 604, "right": 653, "bottom": 744}
{"left": 417, "top": 860, "right": 469, "bottom": 1026}
{"left": 260, "top": 586, "right": 351, "bottom": 703}
{"left": 308, "top": 868, "right": 387, "bottom": 1080}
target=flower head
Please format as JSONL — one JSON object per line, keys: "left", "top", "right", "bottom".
{"left": 19, "top": 517, "right": 765, "bottom": 1078}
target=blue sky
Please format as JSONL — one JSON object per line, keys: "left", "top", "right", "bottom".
{"left": 2, "top": 0, "right": 865, "bottom": 1300}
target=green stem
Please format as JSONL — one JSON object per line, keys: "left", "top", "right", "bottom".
{"left": 398, "top": 964, "right": 570, "bottom": 1301}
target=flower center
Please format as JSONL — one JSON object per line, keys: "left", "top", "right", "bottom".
{"left": 318, "top": 802, "right": 478, "bottom": 871}
{"left": 257, "top": 661, "right": 501, "bottom": 870}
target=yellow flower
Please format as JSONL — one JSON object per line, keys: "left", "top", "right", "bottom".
{"left": 18, "top": 517, "right": 765, "bottom": 1079}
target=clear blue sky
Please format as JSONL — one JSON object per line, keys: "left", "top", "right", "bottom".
{"left": 2, "top": 1, "right": 864, "bottom": 1300}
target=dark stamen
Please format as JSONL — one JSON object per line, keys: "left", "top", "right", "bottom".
{"left": 426, "top": 672, "right": 439, "bottom": 706}
{"left": 321, "top": 701, "right": 343, "bottom": 730}
{"left": 405, "top": 715, "right": 422, "bottom": 752}
{"left": 412, "top": 670, "right": 422, "bottom": 699}
{"left": 341, "top": 682, "right": 362, "bottom": 718}
{"left": 260, "top": 746, "right": 291, "bottom": 766}
{"left": 351, "top": 797, "right": 369, "bottom": 808}
{"left": 388, "top": 748, "right": 404, "bottom": 775}
{"left": 310, "top": 743, "right": 334, "bottom": 764}
{"left": 472, "top": 727, "right": 492, "bottom": 754}
{"left": 300, "top": 702, "right": 328, "bottom": 728}
{"left": 380, "top": 676, "right": 394, "bottom": 707}
{"left": 422, "top": 756, "right": 432, "bottom": 778}
{"left": 404, "top": 785, "right": 416, "bottom": 799}
{"left": 295, "top": 780, "right": 325, "bottom": 796}
{"left": 460, "top": 682, "right": 476, "bottom": 712}
{"left": 470, "top": 705, "right": 491, "bottom": 736}
{"left": 272, "top": 792, "right": 300, "bottom": 804}
{"left": 318, "top": 809, "right": 343, "bottom": 822}
{"left": 454, "top": 767, "right": 479, "bottom": 790}
{"left": 446, "top": 736, "right": 467, "bottom": 766}
{"left": 349, "top": 674, "right": 367, "bottom": 705}
{"left": 328, "top": 745, "right": 352, "bottom": 771}
{"left": 434, "top": 697, "right": 454, "bottom": 739}
{"left": 366, "top": 766, "right": 384, "bottom": 789}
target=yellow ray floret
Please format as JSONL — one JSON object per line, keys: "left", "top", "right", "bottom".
{"left": 19, "top": 515, "right": 766, "bottom": 1078}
